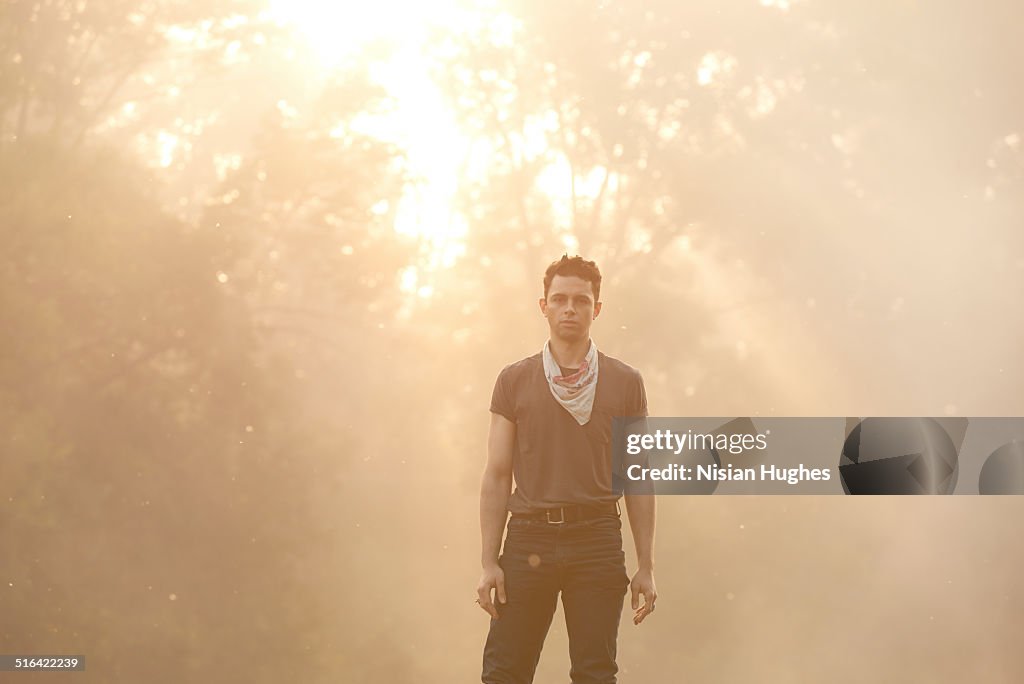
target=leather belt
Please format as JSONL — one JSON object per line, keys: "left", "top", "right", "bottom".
{"left": 511, "top": 501, "right": 620, "bottom": 525}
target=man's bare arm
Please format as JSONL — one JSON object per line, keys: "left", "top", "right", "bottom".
{"left": 476, "top": 412, "right": 515, "bottom": 618}
{"left": 624, "top": 493, "right": 657, "bottom": 625}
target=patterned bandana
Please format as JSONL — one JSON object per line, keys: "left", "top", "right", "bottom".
{"left": 541, "top": 339, "right": 599, "bottom": 425}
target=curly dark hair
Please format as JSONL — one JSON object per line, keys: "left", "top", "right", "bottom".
{"left": 542, "top": 254, "right": 602, "bottom": 301}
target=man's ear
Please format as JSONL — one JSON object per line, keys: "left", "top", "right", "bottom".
{"left": 593, "top": 301, "right": 602, "bottom": 318}
{"left": 538, "top": 297, "right": 548, "bottom": 315}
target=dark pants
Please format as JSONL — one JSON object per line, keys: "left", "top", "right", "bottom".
{"left": 481, "top": 515, "right": 629, "bottom": 684}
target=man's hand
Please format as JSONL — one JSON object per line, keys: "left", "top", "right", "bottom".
{"left": 476, "top": 564, "right": 507, "bottom": 619}
{"left": 630, "top": 567, "right": 657, "bottom": 625}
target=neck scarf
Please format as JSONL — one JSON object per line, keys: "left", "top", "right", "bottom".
{"left": 542, "top": 339, "right": 599, "bottom": 425}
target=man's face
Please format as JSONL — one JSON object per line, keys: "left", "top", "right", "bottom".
{"left": 539, "top": 275, "right": 601, "bottom": 342}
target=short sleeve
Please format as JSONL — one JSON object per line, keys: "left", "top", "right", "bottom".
{"left": 616, "top": 369, "right": 654, "bottom": 495}
{"left": 489, "top": 367, "right": 516, "bottom": 422}
{"left": 627, "top": 370, "right": 648, "bottom": 418}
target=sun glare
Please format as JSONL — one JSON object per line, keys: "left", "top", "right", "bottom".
{"left": 267, "top": 0, "right": 479, "bottom": 293}
{"left": 267, "top": 0, "right": 594, "bottom": 298}
{"left": 265, "top": 0, "right": 451, "bottom": 66}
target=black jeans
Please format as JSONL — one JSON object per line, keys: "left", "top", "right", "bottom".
{"left": 481, "top": 514, "right": 629, "bottom": 684}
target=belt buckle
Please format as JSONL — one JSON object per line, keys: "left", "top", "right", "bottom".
{"left": 545, "top": 507, "right": 567, "bottom": 525}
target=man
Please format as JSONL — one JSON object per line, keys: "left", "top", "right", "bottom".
{"left": 477, "top": 255, "right": 657, "bottom": 684}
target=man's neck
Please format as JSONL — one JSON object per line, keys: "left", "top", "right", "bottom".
{"left": 548, "top": 336, "right": 592, "bottom": 369}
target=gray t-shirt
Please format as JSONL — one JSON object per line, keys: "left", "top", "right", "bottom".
{"left": 490, "top": 350, "right": 648, "bottom": 514}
